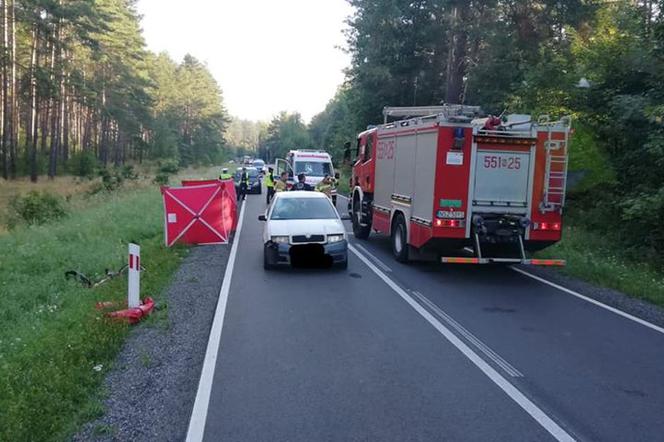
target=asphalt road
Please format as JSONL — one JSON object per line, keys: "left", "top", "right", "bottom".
{"left": 194, "top": 192, "right": 664, "bottom": 442}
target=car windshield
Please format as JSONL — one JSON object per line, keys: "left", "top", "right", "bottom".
{"left": 270, "top": 197, "right": 338, "bottom": 220}
{"left": 294, "top": 161, "right": 331, "bottom": 177}
{"left": 253, "top": 160, "right": 265, "bottom": 168}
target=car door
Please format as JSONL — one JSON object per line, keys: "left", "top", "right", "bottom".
{"left": 275, "top": 158, "right": 295, "bottom": 186}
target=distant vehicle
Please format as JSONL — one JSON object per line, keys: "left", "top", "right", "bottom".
{"left": 234, "top": 166, "right": 262, "bottom": 195}
{"left": 349, "top": 105, "right": 571, "bottom": 266}
{"left": 259, "top": 191, "right": 348, "bottom": 270}
{"left": 252, "top": 159, "right": 266, "bottom": 172}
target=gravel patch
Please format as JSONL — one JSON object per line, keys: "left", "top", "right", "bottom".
{"left": 74, "top": 243, "right": 230, "bottom": 442}
{"left": 518, "top": 265, "right": 664, "bottom": 330}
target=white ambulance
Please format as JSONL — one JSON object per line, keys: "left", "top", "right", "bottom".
{"left": 276, "top": 149, "right": 335, "bottom": 185}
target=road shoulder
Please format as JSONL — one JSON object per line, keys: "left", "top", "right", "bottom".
{"left": 74, "top": 243, "right": 230, "bottom": 442}
{"left": 515, "top": 265, "right": 664, "bottom": 330}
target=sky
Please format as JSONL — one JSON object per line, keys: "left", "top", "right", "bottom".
{"left": 136, "top": 0, "right": 354, "bottom": 123}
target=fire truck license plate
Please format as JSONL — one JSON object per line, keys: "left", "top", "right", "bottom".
{"left": 438, "top": 210, "right": 465, "bottom": 219}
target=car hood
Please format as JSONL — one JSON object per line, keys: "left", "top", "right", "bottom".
{"left": 267, "top": 218, "right": 345, "bottom": 237}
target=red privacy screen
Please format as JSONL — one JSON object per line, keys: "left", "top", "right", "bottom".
{"left": 161, "top": 180, "right": 237, "bottom": 246}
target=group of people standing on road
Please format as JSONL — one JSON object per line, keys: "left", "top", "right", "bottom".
{"left": 222, "top": 165, "right": 338, "bottom": 205}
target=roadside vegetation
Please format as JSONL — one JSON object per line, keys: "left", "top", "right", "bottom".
{"left": 0, "top": 166, "right": 216, "bottom": 441}
{"left": 0, "top": 1, "right": 228, "bottom": 183}
{"left": 300, "top": 1, "right": 664, "bottom": 305}
{"left": 539, "top": 220, "right": 664, "bottom": 308}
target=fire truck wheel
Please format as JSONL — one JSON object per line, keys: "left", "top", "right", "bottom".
{"left": 352, "top": 195, "right": 371, "bottom": 240}
{"left": 391, "top": 214, "right": 410, "bottom": 263}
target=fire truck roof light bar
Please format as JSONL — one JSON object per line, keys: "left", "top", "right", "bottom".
{"left": 441, "top": 257, "right": 566, "bottom": 266}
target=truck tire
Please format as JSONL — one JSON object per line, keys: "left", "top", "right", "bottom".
{"left": 391, "top": 214, "right": 409, "bottom": 263}
{"left": 352, "top": 194, "right": 371, "bottom": 240}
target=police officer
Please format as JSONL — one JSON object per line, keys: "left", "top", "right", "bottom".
{"left": 291, "top": 173, "right": 313, "bottom": 191}
{"left": 264, "top": 167, "right": 276, "bottom": 204}
{"left": 219, "top": 168, "right": 232, "bottom": 180}
{"left": 237, "top": 167, "right": 249, "bottom": 201}
{"left": 331, "top": 172, "right": 340, "bottom": 206}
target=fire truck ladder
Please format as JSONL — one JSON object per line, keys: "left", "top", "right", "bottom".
{"left": 540, "top": 117, "right": 570, "bottom": 213}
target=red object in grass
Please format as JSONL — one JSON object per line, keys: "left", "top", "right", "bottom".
{"left": 104, "top": 297, "right": 155, "bottom": 324}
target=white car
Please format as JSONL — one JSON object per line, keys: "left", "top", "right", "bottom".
{"left": 259, "top": 191, "right": 348, "bottom": 270}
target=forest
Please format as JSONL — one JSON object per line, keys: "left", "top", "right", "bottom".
{"left": 1, "top": 0, "right": 662, "bottom": 255}
{"left": 0, "top": 0, "right": 228, "bottom": 182}
{"left": 304, "top": 0, "right": 664, "bottom": 257}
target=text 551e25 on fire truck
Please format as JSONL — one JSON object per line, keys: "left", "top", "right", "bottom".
{"left": 348, "top": 105, "right": 571, "bottom": 266}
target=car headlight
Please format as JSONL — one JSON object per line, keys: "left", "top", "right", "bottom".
{"left": 271, "top": 236, "right": 289, "bottom": 244}
{"left": 327, "top": 234, "right": 345, "bottom": 243}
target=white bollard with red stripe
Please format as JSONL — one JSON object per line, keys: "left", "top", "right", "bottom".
{"left": 128, "top": 243, "right": 141, "bottom": 308}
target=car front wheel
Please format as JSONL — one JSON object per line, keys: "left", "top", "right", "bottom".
{"left": 263, "top": 245, "right": 275, "bottom": 270}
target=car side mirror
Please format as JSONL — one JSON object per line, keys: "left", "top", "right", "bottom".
{"left": 258, "top": 215, "right": 267, "bottom": 221}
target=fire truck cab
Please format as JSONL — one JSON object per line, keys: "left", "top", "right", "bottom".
{"left": 349, "top": 105, "right": 570, "bottom": 265}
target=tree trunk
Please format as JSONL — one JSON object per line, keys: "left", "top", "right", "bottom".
{"left": 62, "top": 83, "right": 70, "bottom": 162}
{"left": 100, "top": 115, "right": 109, "bottom": 166}
{"left": 29, "top": 25, "right": 38, "bottom": 182}
{"left": 47, "top": 23, "right": 60, "bottom": 179}
{"left": 10, "top": 0, "right": 16, "bottom": 178}
{"left": 1, "top": 0, "right": 7, "bottom": 180}
{"left": 445, "top": 2, "right": 469, "bottom": 104}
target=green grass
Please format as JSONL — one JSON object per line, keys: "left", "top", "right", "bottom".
{"left": 0, "top": 187, "right": 188, "bottom": 441}
{"left": 335, "top": 165, "right": 351, "bottom": 196}
{"left": 537, "top": 223, "right": 664, "bottom": 307}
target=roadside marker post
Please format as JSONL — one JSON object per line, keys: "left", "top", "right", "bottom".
{"left": 128, "top": 243, "right": 140, "bottom": 308}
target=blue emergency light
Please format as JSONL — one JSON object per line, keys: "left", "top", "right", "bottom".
{"left": 453, "top": 127, "right": 465, "bottom": 149}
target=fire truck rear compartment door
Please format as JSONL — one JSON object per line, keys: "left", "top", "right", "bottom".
{"left": 473, "top": 150, "right": 531, "bottom": 208}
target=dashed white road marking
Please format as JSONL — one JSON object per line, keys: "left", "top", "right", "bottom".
{"left": 186, "top": 201, "right": 247, "bottom": 442}
{"left": 350, "top": 244, "right": 575, "bottom": 442}
{"left": 512, "top": 267, "right": 664, "bottom": 336}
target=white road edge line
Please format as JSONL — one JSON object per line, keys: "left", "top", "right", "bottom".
{"left": 353, "top": 243, "right": 392, "bottom": 273}
{"left": 349, "top": 244, "right": 575, "bottom": 442}
{"left": 412, "top": 291, "right": 523, "bottom": 378}
{"left": 511, "top": 266, "right": 664, "bottom": 336}
{"left": 186, "top": 200, "right": 247, "bottom": 442}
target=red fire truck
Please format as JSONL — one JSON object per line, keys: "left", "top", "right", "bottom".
{"left": 349, "top": 105, "right": 571, "bottom": 265}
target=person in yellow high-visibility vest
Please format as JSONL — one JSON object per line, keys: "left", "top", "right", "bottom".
{"left": 274, "top": 171, "right": 289, "bottom": 193}
{"left": 264, "top": 167, "right": 276, "bottom": 204}
{"left": 219, "top": 168, "right": 233, "bottom": 180}
{"left": 315, "top": 174, "right": 333, "bottom": 199}
{"left": 238, "top": 167, "right": 249, "bottom": 202}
